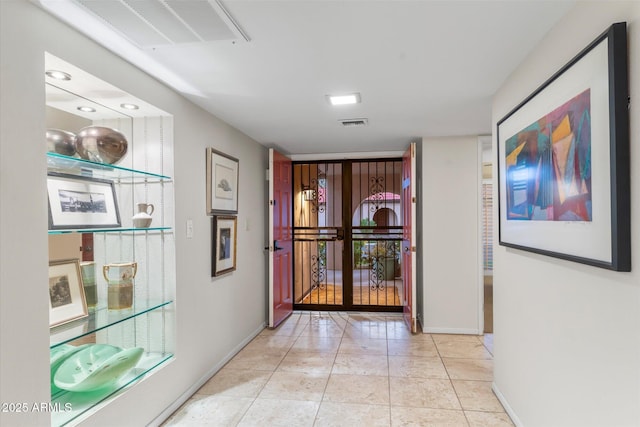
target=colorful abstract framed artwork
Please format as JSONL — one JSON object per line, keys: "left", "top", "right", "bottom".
{"left": 206, "top": 148, "right": 239, "bottom": 214}
{"left": 497, "top": 22, "right": 630, "bottom": 271}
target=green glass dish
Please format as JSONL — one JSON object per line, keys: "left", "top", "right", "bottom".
{"left": 50, "top": 344, "right": 90, "bottom": 394}
{"left": 54, "top": 344, "right": 144, "bottom": 392}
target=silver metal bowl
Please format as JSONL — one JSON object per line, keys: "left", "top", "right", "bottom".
{"left": 75, "top": 126, "right": 128, "bottom": 165}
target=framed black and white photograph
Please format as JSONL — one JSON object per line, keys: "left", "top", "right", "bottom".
{"left": 206, "top": 148, "right": 239, "bottom": 214}
{"left": 497, "top": 22, "right": 630, "bottom": 271}
{"left": 212, "top": 215, "right": 237, "bottom": 276}
{"left": 49, "top": 259, "right": 89, "bottom": 327}
{"left": 47, "top": 172, "right": 121, "bottom": 230}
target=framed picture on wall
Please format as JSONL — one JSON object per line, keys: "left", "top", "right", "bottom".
{"left": 212, "top": 215, "right": 237, "bottom": 276}
{"left": 206, "top": 148, "right": 239, "bottom": 214}
{"left": 496, "top": 22, "right": 630, "bottom": 271}
{"left": 47, "top": 172, "right": 121, "bottom": 230}
{"left": 49, "top": 259, "right": 89, "bottom": 327}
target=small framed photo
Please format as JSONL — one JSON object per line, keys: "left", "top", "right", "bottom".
{"left": 212, "top": 216, "right": 237, "bottom": 276}
{"left": 206, "top": 148, "right": 239, "bottom": 214}
{"left": 49, "top": 259, "right": 89, "bottom": 328}
{"left": 47, "top": 172, "right": 121, "bottom": 230}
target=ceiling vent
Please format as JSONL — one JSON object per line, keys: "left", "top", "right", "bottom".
{"left": 72, "top": 0, "right": 249, "bottom": 48}
{"left": 339, "top": 118, "right": 369, "bottom": 127}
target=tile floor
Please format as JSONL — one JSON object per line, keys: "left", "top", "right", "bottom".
{"left": 163, "top": 312, "right": 513, "bottom": 427}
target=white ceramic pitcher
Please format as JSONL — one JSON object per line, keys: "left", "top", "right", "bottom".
{"left": 132, "top": 203, "right": 154, "bottom": 228}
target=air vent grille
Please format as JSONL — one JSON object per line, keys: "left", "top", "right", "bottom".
{"left": 74, "top": 0, "right": 248, "bottom": 48}
{"left": 339, "top": 118, "right": 369, "bottom": 127}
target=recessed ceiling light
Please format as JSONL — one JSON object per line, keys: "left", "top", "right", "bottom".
{"left": 327, "top": 93, "right": 361, "bottom": 106}
{"left": 45, "top": 70, "right": 72, "bottom": 81}
{"left": 77, "top": 106, "right": 96, "bottom": 113}
{"left": 120, "top": 103, "right": 139, "bottom": 110}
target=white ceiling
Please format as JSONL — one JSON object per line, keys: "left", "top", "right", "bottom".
{"left": 37, "top": 0, "right": 576, "bottom": 155}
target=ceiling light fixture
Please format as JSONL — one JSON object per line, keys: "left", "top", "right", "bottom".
{"left": 46, "top": 70, "right": 71, "bottom": 81}
{"left": 327, "top": 93, "right": 361, "bottom": 106}
{"left": 120, "top": 103, "right": 139, "bottom": 110}
{"left": 77, "top": 106, "right": 96, "bottom": 113}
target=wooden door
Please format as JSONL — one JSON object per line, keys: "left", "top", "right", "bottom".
{"left": 402, "top": 143, "right": 417, "bottom": 332}
{"left": 269, "top": 149, "right": 293, "bottom": 327}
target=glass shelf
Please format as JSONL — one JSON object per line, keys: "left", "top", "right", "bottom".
{"left": 51, "top": 351, "right": 173, "bottom": 426}
{"left": 50, "top": 300, "right": 173, "bottom": 348}
{"left": 48, "top": 226, "right": 172, "bottom": 235}
{"left": 47, "top": 152, "right": 172, "bottom": 182}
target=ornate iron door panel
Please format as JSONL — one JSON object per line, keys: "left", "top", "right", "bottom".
{"left": 293, "top": 159, "right": 403, "bottom": 311}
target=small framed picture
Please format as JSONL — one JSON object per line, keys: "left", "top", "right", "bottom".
{"left": 206, "top": 148, "right": 239, "bottom": 214}
{"left": 47, "top": 172, "right": 121, "bottom": 230}
{"left": 49, "top": 259, "right": 89, "bottom": 327}
{"left": 212, "top": 216, "right": 237, "bottom": 276}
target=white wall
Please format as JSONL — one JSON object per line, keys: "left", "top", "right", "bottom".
{"left": 492, "top": 2, "right": 640, "bottom": 426}
{"left": 420, "top": 136, "right": 481, "bottom": 334}
{"left": 0, "top": 1, "right": 266, "bottom": 426}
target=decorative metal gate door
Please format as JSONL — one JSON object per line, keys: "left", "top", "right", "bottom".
{"left": 293, "top": 159, "right": 403, "bottom": 311}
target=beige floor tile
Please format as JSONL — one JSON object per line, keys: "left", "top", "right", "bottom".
{"left": 237, "top": 398, "right": 320, "bottom": 427}
{"left": 465, "top": 410, "right": 515, "bottom": 426}
{"left": 348, "top": 313, "right": 389, "bottom": 323}
{"left": 344, "top": 323, "right": 388, "bottom": 339}
{"left": 386, "top": 321, "right": 413, "bottom": 340}
{"left": 452, "top": 380, "right": 505, "bottom": 412}
{"left": 442, "top": 358, "right": 493, "bottom": 381}
{"left": 314, "top": 401, "right": 391, "bottom": 427}
{"left": 339, "top": 337, "right": 388, "bottom": 355}
{"left": 165, "top": 313, "right": 500, "bottom": 426}
{"left": 324, "top": 374, "right": 390, "bottom": 405}
{"left": 388, "top": 356, "right": 448, "bottom": 379}
{"left": 243, "top": 334, "right": 297, "bottom": 352}
{"left": 291, "top": 335, "right": 342, "bottom": 353}
{"left": 390, "top": 406, "right": 468, "bottom": 427}
{"left": 390, "top": 377, "right": 461, "bottom": 410}
{"left": 163, "top": 394, "right": 253, "bottom": 426}
{"left": 309, "top": 314, "right": 348, "bottom": 329}
{"left": 259, "top": 371, "right": 329, "bottom": 401}
{"left": 332, "top": 353, "right": 389, "bottom": 376}
{"left": 482, "top": 334, "right": 494, "bottom": 355}
{"left": 260, "top": 321, "right": 309, "bottom": 337}
{"left": 300, "top": 322, "right": 346, "bottom": 337}
{"left": 277, "top": 351, "right": 336, "bottom": 375}
{"left": 432, "top": 335, "right": 492, "bottom": 359}
{"left": 432, "top": 334, "right": 482, "bottom": 343}
{"left": 195, "top": 368, "right": 272, "bottom": 398}
{"left": 388, "top": 338, "right": 439, "bottom": 357}
{"left": 224, "top": 348, "right": 287, "bottom": 371}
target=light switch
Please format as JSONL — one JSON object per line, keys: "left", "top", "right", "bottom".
{"left": 245, "top": 218, "right": 250, "bottom": 231}
{"left": 186, "top": 219, "right": 194, "bottom": 239}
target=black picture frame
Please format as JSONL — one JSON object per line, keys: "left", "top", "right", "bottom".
{"left": 496, "top": 22, "right": 629, "bottom": 271}
{"left": 212, "top": 215, "right": 237, "bottom": 276}
{"left": 47, "top": 172, "right": 121, "bottom": 230}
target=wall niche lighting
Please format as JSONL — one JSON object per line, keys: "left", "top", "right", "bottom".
{"left": 46, "top": 70, "right": 71, "bottom": 81}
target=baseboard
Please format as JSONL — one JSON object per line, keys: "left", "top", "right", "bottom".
{"left": 148, "top": 321, "right": 267, "bottom": 426}
{"left": 422, "top": 327, "right": 482, "bottom": 335}
{"left": 492, "top": 382, "right": 523, "bottom": 427}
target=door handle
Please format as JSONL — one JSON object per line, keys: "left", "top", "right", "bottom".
{"left": 274, "top": 240, "right": 284, "bottom": 251}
